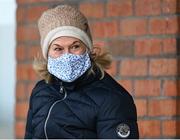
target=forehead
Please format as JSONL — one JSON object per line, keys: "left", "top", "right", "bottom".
{"left": 51, "top": 36, "right": 81, "bottom": 45}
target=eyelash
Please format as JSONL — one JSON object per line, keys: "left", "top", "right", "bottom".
{"left": 54, "top": 48, "right": 63, "bottom": 51}
{"left": 52, "top": 44, "right": 81, "bottom": 52}
{"left": 72, "top": 45, "right": 80, "bottom": 49}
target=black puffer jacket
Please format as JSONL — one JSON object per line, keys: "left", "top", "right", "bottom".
{"left": 25, "top": 69, "right": 139, "bottom": 139}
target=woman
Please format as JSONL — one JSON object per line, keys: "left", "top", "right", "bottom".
{"left": 25, "top": 5, "right": 139, "bottom": 139}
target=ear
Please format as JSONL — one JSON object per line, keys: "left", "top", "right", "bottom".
{"left": 85, "top": 47, "right": 91, "bottom": 54}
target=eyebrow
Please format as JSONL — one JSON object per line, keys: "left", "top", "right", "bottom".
{"left": 52, "top": 41, "right": 80, "bottom": 47}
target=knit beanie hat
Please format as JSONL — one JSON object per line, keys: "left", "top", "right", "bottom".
{"left": 38, "top": 5, "right": 93, "bottom": 59}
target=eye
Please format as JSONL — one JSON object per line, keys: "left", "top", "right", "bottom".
{"left": 71, "top": 45, "right": 80, "bottom": 50}
{"left": 54, "top": 47, "right": 63, "bottom": 51}
{"left": 53, "top": 46, "right": 63, "bottom": 51}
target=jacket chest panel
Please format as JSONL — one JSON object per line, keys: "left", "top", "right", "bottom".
{"left": 44, "top": 98, "right": 97, "bottom": 138}
{"left": 47, "top": 98, "right": 97, "bottom": 128}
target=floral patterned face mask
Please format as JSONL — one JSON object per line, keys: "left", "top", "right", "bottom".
{"left": 47, "top": 52, "right": 91, "bottom": 82}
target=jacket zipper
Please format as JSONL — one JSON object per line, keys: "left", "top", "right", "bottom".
{"left": 44, "top": 82, "right": 67, "bottom": 139}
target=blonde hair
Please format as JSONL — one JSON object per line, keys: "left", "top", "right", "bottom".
{"left": 33, "top": 46, "right": 112, "bottom": 83}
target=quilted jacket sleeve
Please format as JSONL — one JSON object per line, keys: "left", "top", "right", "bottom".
{"left": 24, "top": 90, "right": 34, "bottom": 139}
{"left": 96, "top": 90, "right": 139, "bottom": 139}
{"left": 24, "top": 108, "right": 33, "bottom": 139}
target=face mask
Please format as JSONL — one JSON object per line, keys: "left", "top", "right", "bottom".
{"left": 47, "top": 52, "right": 91, "bottom": 82}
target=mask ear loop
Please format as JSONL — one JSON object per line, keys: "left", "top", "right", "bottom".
{"left": 85, "top": 47, "right": 91, "bottom": 54}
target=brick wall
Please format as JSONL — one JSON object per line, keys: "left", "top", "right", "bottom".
{"left": 16, "top": 0, "right": 180, "bottom": 138}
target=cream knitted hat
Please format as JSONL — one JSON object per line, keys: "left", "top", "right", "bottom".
{"left": 38, "top": 5, "right": 93, "bottom": 59}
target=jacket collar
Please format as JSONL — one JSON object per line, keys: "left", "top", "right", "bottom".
{"left": 49, "top": 66, "right": 102, "bottom": 91}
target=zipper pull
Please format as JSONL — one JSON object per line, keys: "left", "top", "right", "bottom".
{"left": 59, "top": 82, "right": 64, "bottom": 94}
{"left": 60, "top": 86, "right": 64, "bottom": 93}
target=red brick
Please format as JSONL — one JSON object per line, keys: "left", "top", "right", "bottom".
{"left": 16, "top": 7, "right": 26, "bottom": 23}
{"left": 135, "top": 99, "right": 147, "bottom": 117}
{"left": 162, "top": 38, "right": 177, "bottom": 54}
{"left": 178, "top": 2, "right": 180, "bottom": 13}
{"left": 118, "top": 80, "right": 133, "bottom": 94}
{"left": 149, "top": 16, "right": 178, "bottom": 35}
{"left": 26, "top": 6, "right": 48, "bottom": 22}
{"left": 135, "top": 38, "right": 162, "bottom": 56}
{"left": 120, "top": 19, "right": 147, "bottom": 36}
{"left": 178, "top": 99, "right": 180, "bottom": 116}
{"left": 162, "top": 120, "right": 177, "bottom": 137}
{"left": 17, "top": 25, "right": 40, "bottom": 42}
{"left": 93, "top": 40, "right": 107, "bottom": 49}
{"left": 149, "top": 18, "right": 166, "bottom": 34}
{"left": 16, "top": 26, "right": 25, "bottom": 42}
{"left": 27, "top": 64, "right": 38, "bottom": 81}
{"left": 16, "top": 83, "right": 26, "bottom": 101}
{"left": 17, "top": 64, "right": 37, "bottom": 81}
{"left": 16, "top": 45, "right": 27, "bottom": 61}
{"left": 162, "top": 0, "right": 177, "bottom": 14}
{"left": 135, "top": 0, "right": 161, "bottom": 16}
{"left": 27, "top": 82, "right": 36, "bottom": 99}
{"left": 15, "top": 121, "right": 26, "bottom": 139}
{"left": 107, "top": 0, "right": 133, "bottom": 17}
{"left": 80, "top": 2, "right": 104, "bottom": 18}
{"left": 16, "top": 64, "right": 29, "bottom": 81}
{"left": 16, "top": 102, "right": 29, "bottom": 119}
{"left": 120, "top": 59, "right": 148, "bottom": 76}
{"left": 163, "top": 80, "right": 179, "bottom": 96}
{"left": 106, "top": 60, "right": 117, "bottom": 77}
{"left": 90, "top": 22, "right": 103, "bottom": 38}
{"left": 135, "top": 80, "right": 161, "bottom": 97}
{"left": 92, "top": 41, "right": 109, "bottom": 55}
{"left": 90, "top": 41, "right": 110, "bottom": 59}
{"left": 166, "top": 16, "right": 179, "bottom": 34}
{"left": 26, "top": 25, "right": 39, "bottom": 41}
{"left": 101, "top": 21, "right": 119, "bottom": 38}
{"left": 138, "top": 120, "right": 161, "bottom": 138}
{"left": 91, "top": 21, "right": 119, "bottom": 38}
{"left": 27, "top": 46, "right": 42, "bottom": 61}
{"left": 149, "top": 58, "right": 177, "bottom": 76}
{"left": 17, "top": 0, "right": 60, "bottom": 4}
{"left": 148, "top": 99, "right": 176, "bottom": 116}
{"left": 108, "top": 39, "right": 134, "bottom": 56}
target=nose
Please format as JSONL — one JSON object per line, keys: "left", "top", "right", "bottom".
{"left": 64, "top": 48, "right": 70, "bottom": 54}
